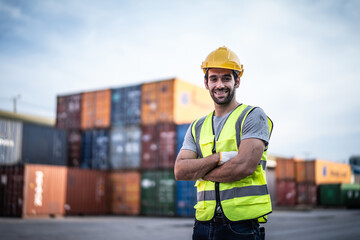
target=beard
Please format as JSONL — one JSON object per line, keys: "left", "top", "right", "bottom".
{"left": 210, "top": 87, "right": 235, "bottom": 105}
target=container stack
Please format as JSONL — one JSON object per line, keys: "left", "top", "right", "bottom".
{"left": 274, "top": 157, "right": 297, "bottom": 206}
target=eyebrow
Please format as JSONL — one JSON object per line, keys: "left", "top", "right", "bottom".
{"left": 209, "top": 74, "right": 232, "bottom": 78}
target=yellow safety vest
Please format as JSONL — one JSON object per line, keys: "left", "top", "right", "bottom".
{"left": 191, "top": 104, "right": 273, "bottom": 223}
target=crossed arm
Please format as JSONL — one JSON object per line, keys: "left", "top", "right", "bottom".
{"left": 174, "top": 138, "right": 265, "bottom": 183}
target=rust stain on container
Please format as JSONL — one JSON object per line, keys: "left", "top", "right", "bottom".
{"left": 108, "top": 171, "right": 140, "bottom": 215}
{"left": 65, "top": 168, "right": 108, "bottom": 215}
{"left": 23, "top": 164, "right": 67, "bottom": 217}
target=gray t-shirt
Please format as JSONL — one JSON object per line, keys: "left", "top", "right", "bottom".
{"left": 180, "top": 107, "right": 269, "bottom": 153}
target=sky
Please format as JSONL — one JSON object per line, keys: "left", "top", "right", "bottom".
{"left": 0, "top": 0, "right": 359, "bottom": 163}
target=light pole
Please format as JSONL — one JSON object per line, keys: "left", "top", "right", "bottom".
{"left": 12, "top": 94, "right": 21, "bottom": 113}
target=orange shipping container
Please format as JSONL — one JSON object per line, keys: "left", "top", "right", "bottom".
{"left": 295, "top": 159, "right": 316, "bottom": 183}
{"left": 81, "top": 91, "right": 96, "bottom": 129}
{"left": 23, "top": 164, "right": 67, "bottom": 217}
{"left": 108, "top": 171, "right": 141, "bottom": 215}
{"left": 81, "top": 89, "right": 111, "bottom": 129}
{"left": 141, "top": 79, "right": 213, "bottom": 125}
{"left": 275, "top": 157, "right": 296, "bottom": 181}
{"left": 65, "top": 168, "right": 108, "bottom": 215}
{"left": 95, "top": 89, "right": 111, "bottom": 128}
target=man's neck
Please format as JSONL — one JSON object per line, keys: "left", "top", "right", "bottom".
{"left": 214, "top": 100, "right": 240, "bottom": 117}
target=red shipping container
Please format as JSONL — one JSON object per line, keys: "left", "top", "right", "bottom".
{"left": 296, "top": 183, "right": 318, "bottom": 206}
{"left": 141, "top": 125, "right": 158, "bottom": 169}
{"left": 56, "top": 94, "right": 82, "bottom": 129}
{"left": 276, "top": 180, "right": 296, "bottom": 206}
{"left": 65, "top": 168, "right": 108, "bottom": 215}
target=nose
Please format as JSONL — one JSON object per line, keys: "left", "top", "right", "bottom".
{"left": 215, "top": 79, "right": 225, "bottom": 88}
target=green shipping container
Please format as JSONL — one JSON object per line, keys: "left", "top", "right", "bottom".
{"left": 341, "top": 184, "right": 360, "bottom": 208}
{"left": 141, "top": 170, "right": 175, "bottom": 216}
{"left": 318, "top": 183, "right": 360, "bottom": 208}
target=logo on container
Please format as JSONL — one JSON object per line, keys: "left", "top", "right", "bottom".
{"left": 322, "top": 166, "right": 327, "bottom": 177}
{"left": 0, "top": 138, "right": 15, "bottom": 147}
{"left": 34, "top": 171, "right": 44, "bottom": 207}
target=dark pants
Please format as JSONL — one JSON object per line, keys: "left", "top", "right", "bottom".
{"left": 192, "top": 218, "right": 265, "bottom": 240}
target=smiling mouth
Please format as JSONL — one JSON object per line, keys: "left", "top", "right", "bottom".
{"left": 214, "top": 89, "right": 229, "bottom": 97}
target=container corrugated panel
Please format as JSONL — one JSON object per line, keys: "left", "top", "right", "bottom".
{"left": 318, "top": 184, "right": 343, "bottom": 206}
{"left": 0, "top": 165, "right": 24, "bottom": 217}
{"left": 141, "top": 170, "right": 175, "bottom": 216}
{"left": 56, "top": 94, "right": 82, "bottom": 129}
{"left": 111, "top": 85, "right": 141, "bottom": 126}
{"left": 141, "top": 79, "right": 213, "bottom": 125}
{"left": 108, "top": 171, "right": 140, "bottom": 215}
{"left": 176, "top": 180, "right": 196, "bottom": 217}
{"left": 158, "top": 123, "right": 176, "bottom": 169}
{"left": 176, "top": 124, "right": 190, "bottom": 155}
{"left": 67, "top": 130, "right": 82, "bottom": 167}
{"left": 276, "top": 180, "right": 296, "bottom": 206}
{"left": 295, "top": 159, "right": 316, "bottom": 183}
{"left": 22, "top": 123, "right": 67, "bottom": 166}
{"left": 95, "top": 89, "right": 111, "bottom": 128}
{"left": 22, "top": 164, "right": 67, "bottom": 217}
{"left": 314, "top": 159, "right": 351, "bottom": 184}
{"left": 81, "top": 91, "right": 96, "bottom": 130}
{"left": 141, "top": 125, "right": 158, "bottom": 169}
{"left": 66, "top": 168, "right": 108, "bottom": 215}
{"left": 110, "top": 125, "right": 141, "bottom": 170}
{"left": 275, "top": 157, "right": 296, "bottom": 181}
{"left": 141, "top": 82, "right": 158, "bottom": 125}
{"left": 296, "top": 183, "right": 317, "bottom": 206}
{"left": 0, "top": 118, "right": 22, "bottom": 165}
{"left": 81, "top": 129, "right": 110, "bottom": 170}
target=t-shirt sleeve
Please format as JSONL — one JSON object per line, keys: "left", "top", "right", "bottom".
{"left": 180, "top": 123, "right": 198, "bottom": 153}
{"left": 241, "top": 107, "right": 269, "bottom": 146}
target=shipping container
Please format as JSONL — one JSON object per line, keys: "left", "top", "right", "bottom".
{"left": 296, "top": 183, "right": 317, "bottom": 206}
{"left": 295, "top": 159, "right": 316, "bottom": 183}
{"left": 141, "top": 79, "right": 213, "bottom": 125}
{"left": 81, "top": 91, "right": 96, "bottom": 130}
{"left": 65, "top": 168, "right": 108, "bottom": 215}
{"left": 56, "top": 94, "right": 82, "bottom": 129}
{"left": 141, "top": 170, "right": 175, "bottom": 216}
{"left": 0, "top": 118, "right": 22, "bottom": 165}
{"left": 341, "top": 184, "right": 360, "bottom": 208}
{"left": 314, "top": 159, "right": 351, "bottom": 184}
{"left": 176, "top": 124, "right": 190, "bottom": 155}
{"left": 276, "top": 180, "right": 296, "bottom": 206}
{"left": 81, "top": 129, "right": 110, "bottom": 170}
{"left": 23, "top": 164, "right": 67, "bottom": 217}
{"left": 275, "top": 157, "right": 296, "bottom": 181}
{"left": 22, "top": 122, "right": 67, "bottom": 166}
{"left": 111, "top": 85, "right": 141, "bottom": 126}
{"left": 95, "top": 89, "right": 111, "bottom": 128}
{"left": 176, "top": 180, "right": 196, "bottom": 217}
{"left": 0, "top": 165, "right": 24, "bottom": 216}
{"left": 110, "top": 125, "right": 141, "bottom": 170}
{"left": 1, "top": 164, "right": 67, "bottom": 217}
{"left": 67, "top": 130, "right": 82, "bottom": 167}
{"left": 318, "top": 184, "right": 343, "bottom": 206}
{"left": 108, "top": 171, "right": 141, "bottom": 215}
{"left": 141, "top": 124, "right": 176, "bottom": 169}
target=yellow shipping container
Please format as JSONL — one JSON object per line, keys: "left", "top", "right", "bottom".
{"left": 315, "top": 159, "right": 351, "bottom": 184}
{"left": 141, "top": 78, "right": 213, "bottom": 125}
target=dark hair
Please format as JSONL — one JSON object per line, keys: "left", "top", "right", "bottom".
{"left": 204, "top": 69, "right": 240, "bottom": 83}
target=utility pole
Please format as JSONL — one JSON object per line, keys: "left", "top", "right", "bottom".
{"left": 12, "top": 95, "right": 21, "bottom": 113}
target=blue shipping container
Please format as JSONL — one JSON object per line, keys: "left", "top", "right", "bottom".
{"left": 22, "top": 122, "right": 67, "bottom": 165}
{"left": 81, "top": 129, "right": 109, "bottom": 170}
{"left": 176, "top": 124, "right": 190, "bottom": 155}
{"left": 111, "top": 85, "right": 141, "bottom": 126}
{"left": 176, "top": 180, "right": 197, "bottom": 217}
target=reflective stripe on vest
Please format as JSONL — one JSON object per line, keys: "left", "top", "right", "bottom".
{"left": 192, "top": 104, "right": 273, "bottom": 222}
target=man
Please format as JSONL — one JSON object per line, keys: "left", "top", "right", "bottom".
{"left": 174, "top": 46, "right": 273, "bottom": 240}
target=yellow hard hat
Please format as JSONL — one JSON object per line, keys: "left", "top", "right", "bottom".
{"left": 201, "top": 46, "right": 244, "bottom": 77}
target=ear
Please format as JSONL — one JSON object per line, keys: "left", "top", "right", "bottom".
{"left": 235, "top": 77, "right": 240, "bottom": 88}
{"left": 204, "top": 77, "right": 209, "bottom": 90}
